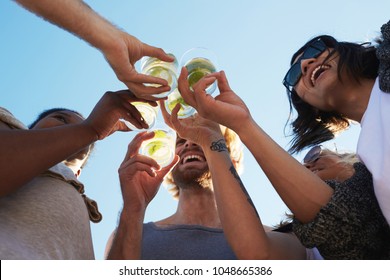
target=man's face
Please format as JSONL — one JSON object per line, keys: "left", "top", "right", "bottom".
{"left": 171, "top": 136, "right": 211, "bottom": 187}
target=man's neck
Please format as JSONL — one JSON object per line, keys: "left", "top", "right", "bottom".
{"left": 156, "top": 187, "right": 221, "bottom": 228}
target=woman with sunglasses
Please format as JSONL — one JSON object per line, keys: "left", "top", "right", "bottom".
{"left": 175, "top": 64, "right": 390, "bottom": 258}
{"left": 178, "top": 20, "right": 390, "bottom": 225}
{"left": 282, "top": 21, "right": 390, "bottom": 227}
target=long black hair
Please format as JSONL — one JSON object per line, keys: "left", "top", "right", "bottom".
{"left": 285, "top": 35, "right": 379, "bottom": 154}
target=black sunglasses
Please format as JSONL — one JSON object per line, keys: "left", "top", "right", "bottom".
{"left": 283, "top": 39, "right": 327, "bottom": 92}
{"left": 303, "top": 145, "right": 322, "bottom": 164}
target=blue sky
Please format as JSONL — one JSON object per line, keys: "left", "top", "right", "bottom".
{"left": 1, "top": 0, "right": 389, "bottom": 259}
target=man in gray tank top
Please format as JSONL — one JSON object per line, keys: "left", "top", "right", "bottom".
{"left": 105, "top": 126, "right": 243, "bottom": 259}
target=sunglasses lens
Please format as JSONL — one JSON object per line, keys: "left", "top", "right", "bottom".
{"left": 283, "top": 39, "right": 327, "bottom": 90}
{"left": 303, "top": 146, "right": 322, "bottom": 163}
{"left": 284, "top": 64, "right": 301, "bottom": 88}
{"left": 302, "top": 42, "right": 326, "bottom": 60}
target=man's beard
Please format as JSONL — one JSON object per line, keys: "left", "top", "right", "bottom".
{"left": 171, "top": 166, "right": 212, "bottom": 190}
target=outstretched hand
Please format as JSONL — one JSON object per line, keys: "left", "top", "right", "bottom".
{"left": 177, "top": 68, "right": 251, "bottom": 133}
{"left": 160, "top": 100, "right": 223, "bottom": 149}
{"left": 104, "top": 32, "right": 174, "bottom": 101}
{"left": 84, "top": 90, "right": 158, "bottom": 140}
{"left": 118, "top": 131, "right": 179, "bottom": 212}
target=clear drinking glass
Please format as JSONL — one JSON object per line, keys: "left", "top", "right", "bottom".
{"left": 122, "top": 102, "right": 159, "bottom": 131}
{"left": 140, "top": 53, "right": 179, "bottom": 98}
{"left": 163, "top": 48, "right": 218, "bottom": 119}
{"left": 180, "top": 47, "right": 218, "bottom": 94}
{"left": 164, "top": 88, "right": 196, "bottom": 119}
{"left": 139, "top": 123, "right": 177, "bottom": 168}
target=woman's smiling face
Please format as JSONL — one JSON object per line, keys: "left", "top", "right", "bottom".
{"left": 293, "top": 49, "right": 345, "bottom": 112}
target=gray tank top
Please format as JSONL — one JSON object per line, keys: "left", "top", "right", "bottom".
{"left": 141, "top": 222, "right": 236, "bottom": 260}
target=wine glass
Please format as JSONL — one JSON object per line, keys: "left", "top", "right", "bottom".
{"left": 140, "top": 53, "right": 178, "bottom": 98}
{"left": 139, "top": 122, "right": 177, "bottom": 168}
{"left": 121, "top": 102, "right": 159, "bottom": 131}
{"left": 180, "top": 47, "right": 218, "bottom": 94}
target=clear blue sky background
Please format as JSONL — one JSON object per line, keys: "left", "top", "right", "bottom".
{"left": 1, "top": 0, "right": 389, "bottom": 260}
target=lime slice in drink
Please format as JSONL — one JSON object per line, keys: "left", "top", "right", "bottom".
{"left": 148, "top": 66, "right": 172, "bottom": 84}
{"left": 188, "top": 70, "right": 206, "bottom": 88}
{"left": 154, "top": 130, "right": 166, "bottom": 138}
{"left": 167, "top": 96, "right": 187, "bottom": 112}
{"left": 147, "top": 140, "right": 164, "bottom": 156}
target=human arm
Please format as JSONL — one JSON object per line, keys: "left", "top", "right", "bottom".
{"left": 0, "top": 90, "right": 153, "bottom": 196}
{"left": 178, "top": 70, "right": 334, "bottom": 223}
{"left": 163, "top": 105, "right": 306, "bottom": 259}
{"left": 203, "top": 143, "right": 306, "bottom": 259}
{"left": 236, "top": 120, "right": 333, "bottom": 223}
{"left": 106, "top": 132, "right": 179, "bottom": 259}
{"left": 13, "top": 0, "right": 173, "bottom": 100}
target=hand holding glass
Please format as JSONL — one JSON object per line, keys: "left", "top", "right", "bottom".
{"left": 141, "top": 54, "right": 179, "bottom": 98}
{"left": 164, "top": 48, "right": 218, "bottom": 119}
{"left": 122, "top": 102, "right": 159, "bottom": 131}
{"left": 181, "top": 47, "right": 218, "bottom": 94}
{"left": 139, "top": 124, "right": 177, "bottom": 168}
{"left": 164, "top": 88, "right": 196, "bottom": 119}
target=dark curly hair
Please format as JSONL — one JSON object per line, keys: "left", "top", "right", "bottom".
{"left": 285, "top": 35, "right": 379, "bottom": 154}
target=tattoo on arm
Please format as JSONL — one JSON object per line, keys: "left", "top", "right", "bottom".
{"left": 229, "top": 165, "right": 260, "bottom": 219}
{"left": 210, "top": 139, "right": 260, "bottom": 219}
{"left": 210, "top": 139, "right": 228, "bottom": 152}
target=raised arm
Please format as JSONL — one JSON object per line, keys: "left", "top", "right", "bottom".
{"left": 164, "top": 105, "right": 306, "bottom": 259}
{"left": 13, "top": 0, "right": 173, "bottom": 100}
{"left": 236, "top": 120, "right": 333, "bottom": 223}
{"left": 203, "top": 139, "right": 306, "bottom": 259}
{"left": 0, "top": 90, "right": 151, "bottom": 196}
{"left": 178, "top": 70, "right": 334, "bottom": 223}
{"left": 106, "top": 132, "right": 179, "bottom": 259}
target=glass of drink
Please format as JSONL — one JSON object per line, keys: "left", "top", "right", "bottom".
{"left": 139, "top": 123, "right": 177, "bottom": 168}
{"left": 122, "top": 102, "right": 159, "bottom": 131}
{"left": 180, "top": 47, "right": 218, "bottom": 94}
{"left": 140, "top": 53, "right": 179, "bottom": 98}
{"left": 164, "top": 88, "right": 196, "bottom": 119}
